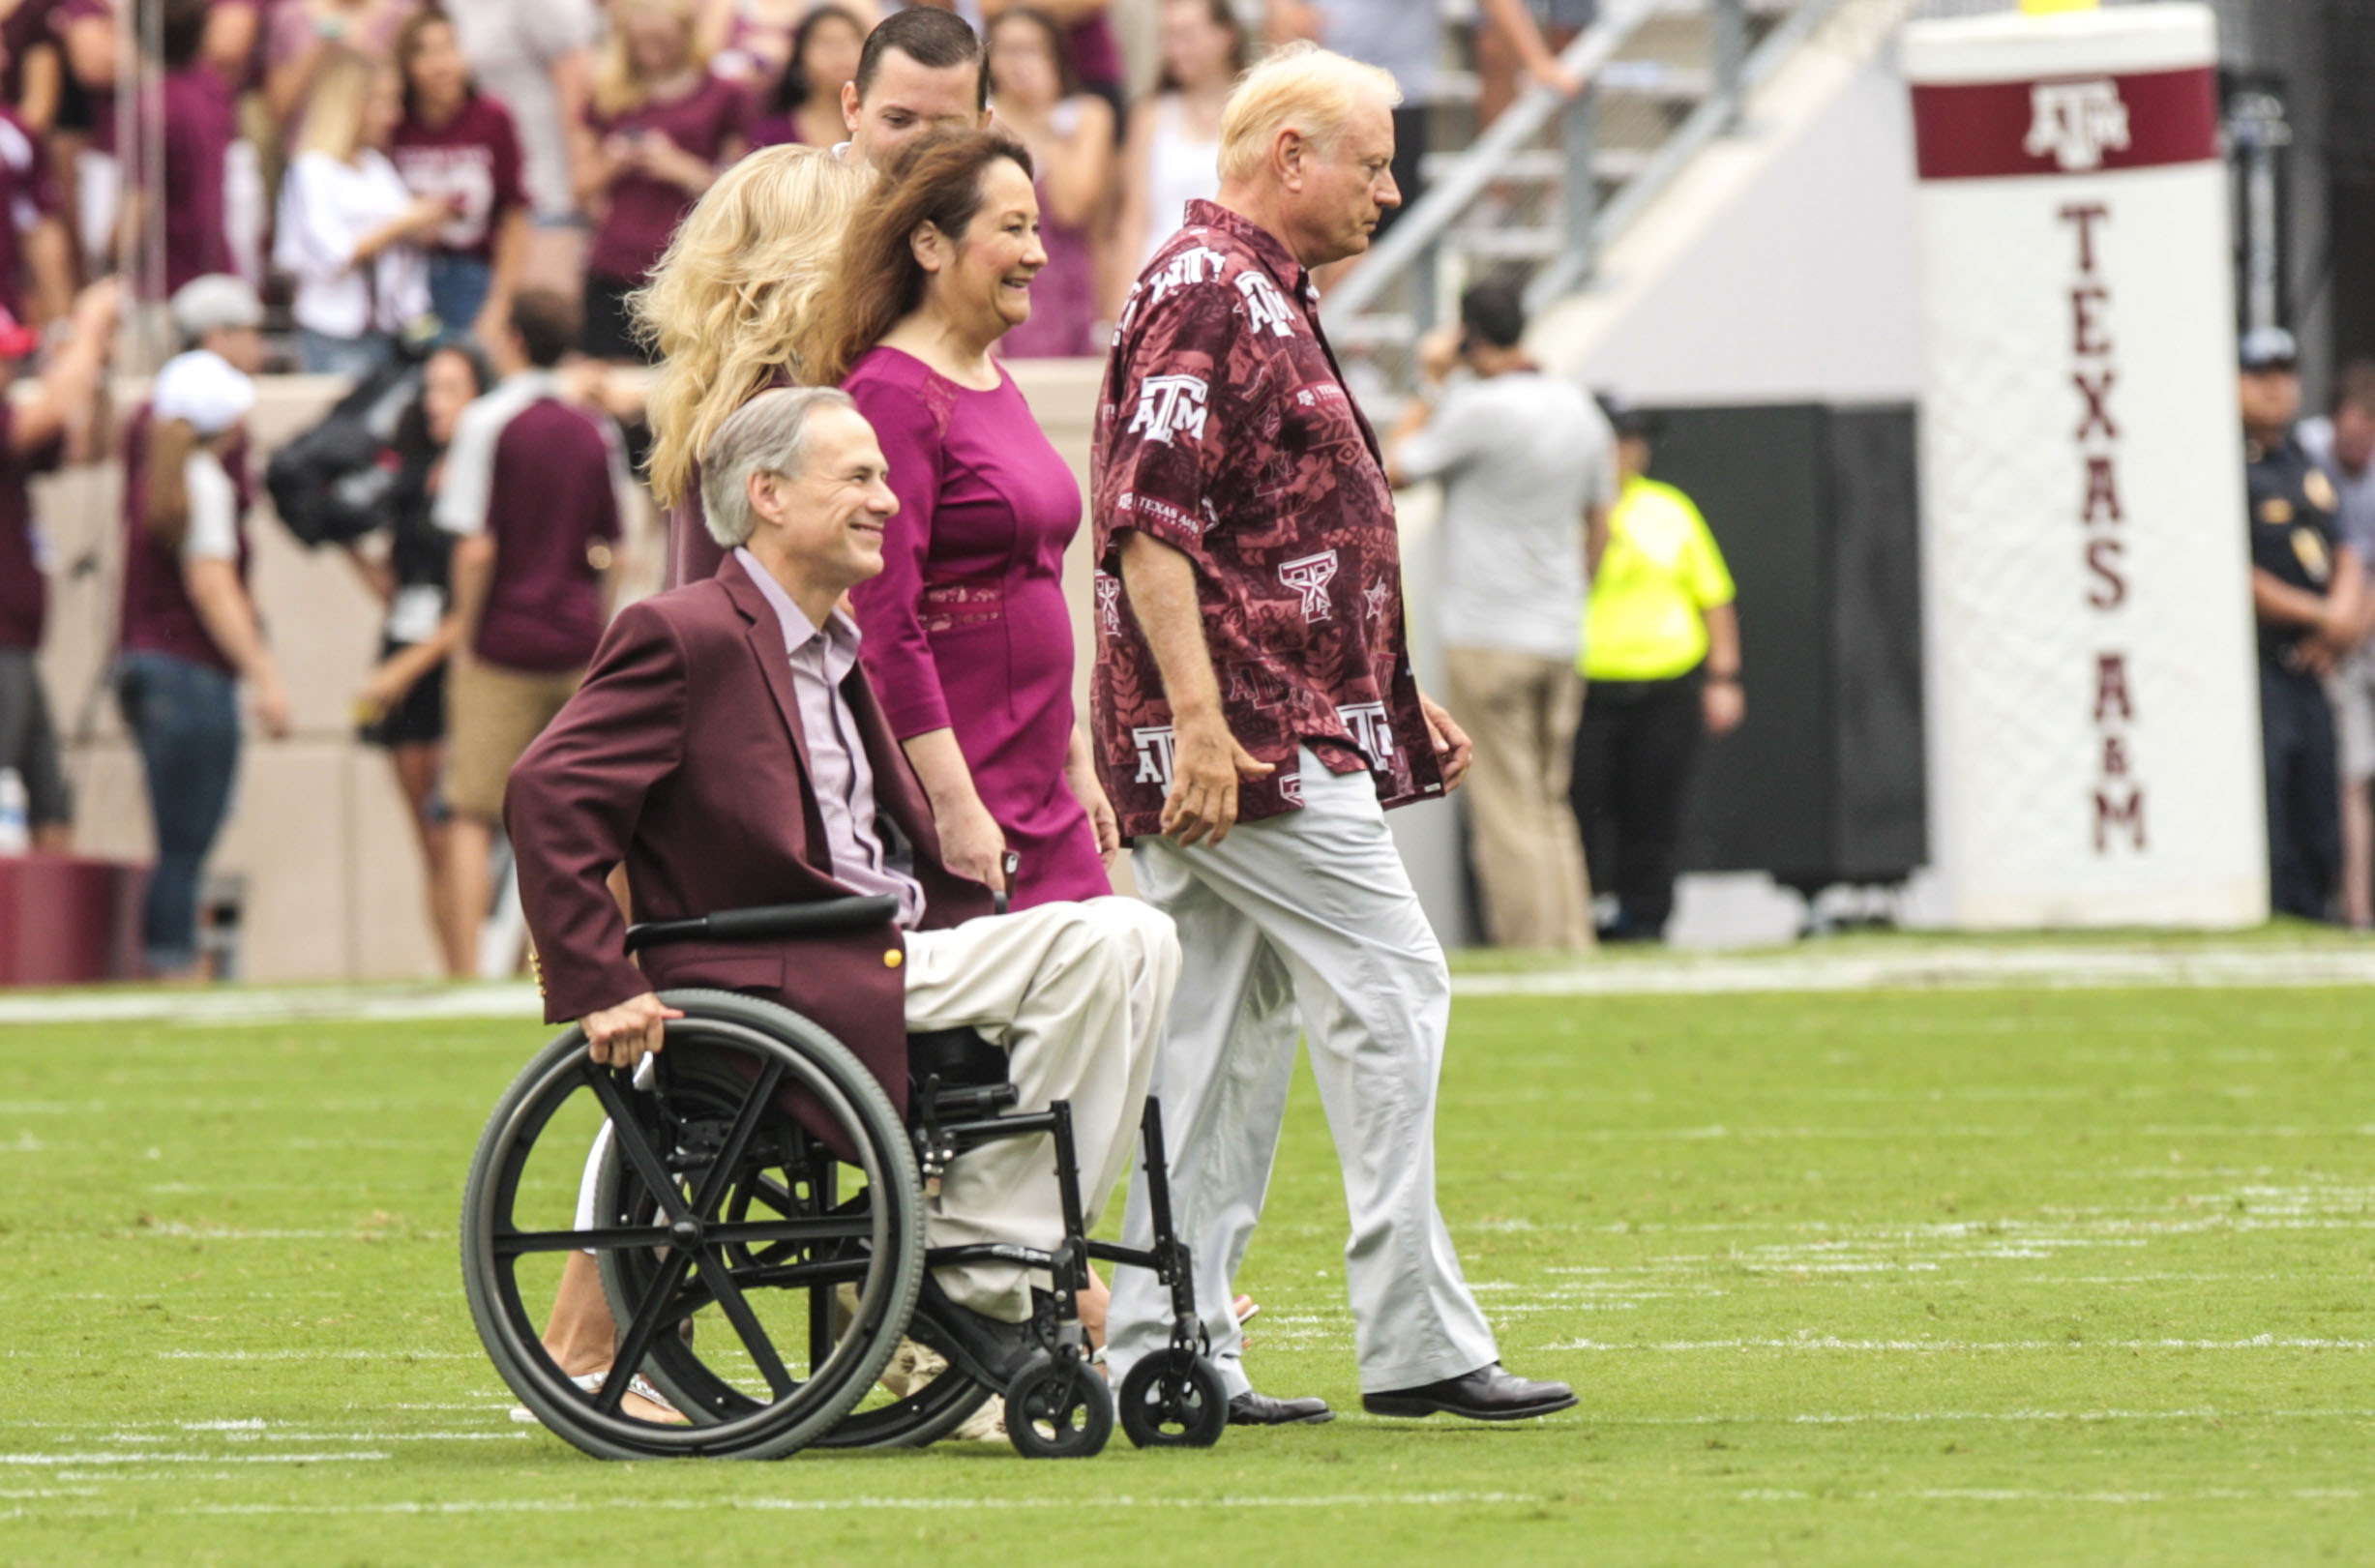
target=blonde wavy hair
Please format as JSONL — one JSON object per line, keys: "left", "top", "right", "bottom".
{"left": 634, "top": 144, "right": 867, "bottom": 510}
{"left": 592, "top": 0, "right": 711, "bottom": 119}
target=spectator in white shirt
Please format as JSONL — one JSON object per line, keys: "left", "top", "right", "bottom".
{"left": 1387, "top": 282, "right": 1615, "bottom": 951}
{"left": 274, "top": 46, "right": 445, "bottom": 376}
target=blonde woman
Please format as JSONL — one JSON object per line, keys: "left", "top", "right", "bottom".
{"left": 274, "top": 48, "right": 443, "bottom": 375}
{"left": 633, "top": 141, "right": 863, "bottom": 587}
{"left": 577, "top": 0, "right": 751, "bottom": 365}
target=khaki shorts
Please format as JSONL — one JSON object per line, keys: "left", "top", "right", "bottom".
{"left": 2330, "top": 647, "right": 2375, "bottom": 786}
{"left": 445, "top": 657, "right": 583, "bottom": 822}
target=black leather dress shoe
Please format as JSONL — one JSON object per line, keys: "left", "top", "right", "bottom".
{"left": 1361, "top": 1363, "right": 1577, "bottom": 1421}
{"left": 1227, "top": 1390, "right": 1335, "bottom": 1425}
{"left": 910, "top": 1273, "right": 1042, "bottom": 1386}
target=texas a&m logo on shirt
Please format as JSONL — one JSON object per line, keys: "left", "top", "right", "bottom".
{"left": 1336, "top": 701, "right": 1396, "bottom": 768}
{"left": 1236, "top": 270, "right": 1297, "bottom": 338}
{"left": 2024, "top": 78, "right": 2131, "bottom": 172}
{"left": 1132, "top": 725, "right": 1178, "bottom": 785}
{"left": 1129, "top": 374, "right": 1210, "bottom": 445}
{"left": 1095, "top": 570, "right": 1123, "bottom": 637}
{"left": 1279, "top": 549, "right": 1339, "bottom": 622}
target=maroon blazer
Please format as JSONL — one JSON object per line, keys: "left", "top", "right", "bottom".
{"left": 505, "top": 552, "right": 995, "bottom": 1110}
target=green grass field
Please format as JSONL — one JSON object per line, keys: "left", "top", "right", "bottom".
{"left": 6, "top": 975, "right": 2375, "bottom": 1565}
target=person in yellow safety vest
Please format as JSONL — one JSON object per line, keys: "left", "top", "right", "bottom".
{"left": 1572, "top": 402, "right": 1743, "bottom": 943}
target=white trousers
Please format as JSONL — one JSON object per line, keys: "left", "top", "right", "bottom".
{"left": 572, "top": 898, "right": 1176, "bottom": 1325}
{"left": 904, "top": 897, "right": 1175, "bottom": 1321}
{"left": 1107, "top": 751, "right": 1499, "bottom": 1396}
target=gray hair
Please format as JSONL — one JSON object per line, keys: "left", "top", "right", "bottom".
{"left": 698, "top": 386, "right": 860, "bottom": 547}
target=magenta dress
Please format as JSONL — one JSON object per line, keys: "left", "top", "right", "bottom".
{"left": 843, "top": 345, "right": 1110, "bottom": 908}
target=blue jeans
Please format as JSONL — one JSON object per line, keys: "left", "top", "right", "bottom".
{"left": 117, "top": 651, "right": 241, "bottom": 972}
{"left": 428, "top": 252, "right": 493, "bottom": 340}
{"left": 299, "top": 328, "right": 395, "bottom": 378}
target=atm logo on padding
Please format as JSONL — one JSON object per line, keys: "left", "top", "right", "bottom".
{"left": 2024, "top": 78, "right": 2131, "bottom": 172}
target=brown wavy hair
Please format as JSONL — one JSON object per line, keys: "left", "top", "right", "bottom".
{"left": 803, "top": 128, "right": 1035, "bottom": 388}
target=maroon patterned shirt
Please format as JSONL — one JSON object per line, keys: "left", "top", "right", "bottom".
{"left": 1090, "top": 199, "right": 1442, "bottom": 840}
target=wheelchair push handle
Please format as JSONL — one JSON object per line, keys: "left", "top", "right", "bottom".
{"left": 622, "top": 894, "right": 903, "bottom": 954}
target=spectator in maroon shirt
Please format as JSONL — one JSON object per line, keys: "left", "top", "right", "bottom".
{"left": 0, "top": 279, "right": 114, "bottom": 853}
{"left": 55, "top": 0, "right": 117, "bottom": 265}
{"left": 433, "top": 286, "right": 626, "bottom": 967}
{"left": 1, "top": 0, "right": 64, "bottom": 133}
{"left": 391, "top": 5, "right": 529, "bottom": 343}
{"left": 111, "top": 0, "right": 234, "bottom": 297}
{"left": 984, "top": 7, "right": 1109, "bottom": 360}
{"left": 0, "top": 88, "right": 72, "bottom": 327}
{"left": 745, "top": 1, "right": 862, "bottom": 151}
{"left": 575, "top": 0, "right": 748, "bottom": 365}
{"left": 1094, "top": 44, "right": 1575, "bottom": 1429}
{"left": 202, "top": 1, "right": 266, "bottom": 92}
{"left": 117, "top": 342, "right": 291, "bottom": 979}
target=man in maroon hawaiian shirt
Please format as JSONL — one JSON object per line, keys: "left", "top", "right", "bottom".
{"left": 1093, "top": 44, "right": 1575, "bottom": 1428}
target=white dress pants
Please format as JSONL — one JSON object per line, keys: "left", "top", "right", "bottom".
{"left": 1107, "top": 750, "right": 1499, "bottom": 1396}
{"left": 904, "top": 897, "right": 1176, "bottom": 1322}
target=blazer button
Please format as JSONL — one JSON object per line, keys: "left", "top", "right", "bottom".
{"left": 884, "top": 950, "right": 903, "bottom": 969}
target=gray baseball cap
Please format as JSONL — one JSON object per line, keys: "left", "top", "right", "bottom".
{"left": 2240, "top": 325, "right": 2299, "bottom": 371}
{"left": 169, "top": 275, "right": 264, "bottom": 340}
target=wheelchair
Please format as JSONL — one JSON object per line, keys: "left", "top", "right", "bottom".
{"left": 460, "top": 894, "right": 1228, "bottom": 1461}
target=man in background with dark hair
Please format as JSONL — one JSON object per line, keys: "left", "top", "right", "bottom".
{"left": 436, "top": 286, "right": 629, "bottom": 970}
{"left": 658, "top": 6, "right": 989, "bottom": 592}
{"left": 1387, "top": 282, "right": 1613, "bottom": 951}
{"left": 2301, "top": 361, "right": 2375, "bottom": 925}
{"left": 840, "top": 5, "right": 991, "bottom": 164}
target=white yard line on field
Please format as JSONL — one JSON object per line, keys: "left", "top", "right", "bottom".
{"left": 0, "top": 1452, "right": 389, "bottom": 1466}
{"left": 6, "top": 938, "right": 2375, "bottom": 1026}
{"left": 1545, "top": 1336, "right": 2372, "bottom": 1352}
{"left": 1739, "top": 1486, "right": 2371, "bottom": 1504}
{"left": 14, "top": 1491, "right": 1545, "bottom": 1521}
{"left": 1458, "top": 943, "right": 2375, "bottom": 996}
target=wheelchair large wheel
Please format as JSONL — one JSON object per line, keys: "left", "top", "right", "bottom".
{"left": 461, "top": 990, "right": 924, "bottom": 1460}
{"left": 590, "top": 1008, "right": 993, "bottom": 1450}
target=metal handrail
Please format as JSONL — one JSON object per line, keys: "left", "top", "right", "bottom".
{"left": 1321, "top": 0, "right": 1670, "bottom": 327}
{"left": 1324, "top": 0, "right": 1852, "bottom": 333}
{"left": 1526, "top": 0, "right": 1854, "bottom": 311}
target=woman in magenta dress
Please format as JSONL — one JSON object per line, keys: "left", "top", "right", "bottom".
{"left": 807, "top": 128, "right": 1115, "bottom": 909}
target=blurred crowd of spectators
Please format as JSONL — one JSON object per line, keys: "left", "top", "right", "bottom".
{"left": 0, "top": 0, "right": 1610, "bottom": 981}
{"left": 0, "top": 0, "right": 1589, "bottom": 367}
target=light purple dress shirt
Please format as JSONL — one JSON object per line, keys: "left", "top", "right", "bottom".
{"left": 734, "top": 548, "right": 928, "bottom": 928}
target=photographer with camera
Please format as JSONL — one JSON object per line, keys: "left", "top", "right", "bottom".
{"left": 1385, "top": 281, "right": 1615, "bottom": 953}
{"left": 343, "top": 340, "right": 495, "bottom": 976}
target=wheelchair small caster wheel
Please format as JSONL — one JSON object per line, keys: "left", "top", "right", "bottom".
{"left": 1006, "top": 1356, "right": 1113, "bottom": 1459}
{"left": 1118, "top": 1351, "right": 1227, "bottom": 1448}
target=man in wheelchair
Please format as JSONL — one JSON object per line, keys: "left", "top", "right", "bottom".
{"left": 499, "top": 387, "right": 1180, "bottom": 1443}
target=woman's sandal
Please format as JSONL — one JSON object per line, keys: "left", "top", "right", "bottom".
{"left": 509, "top": 1368, "right": 688, "bottom": 1426}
